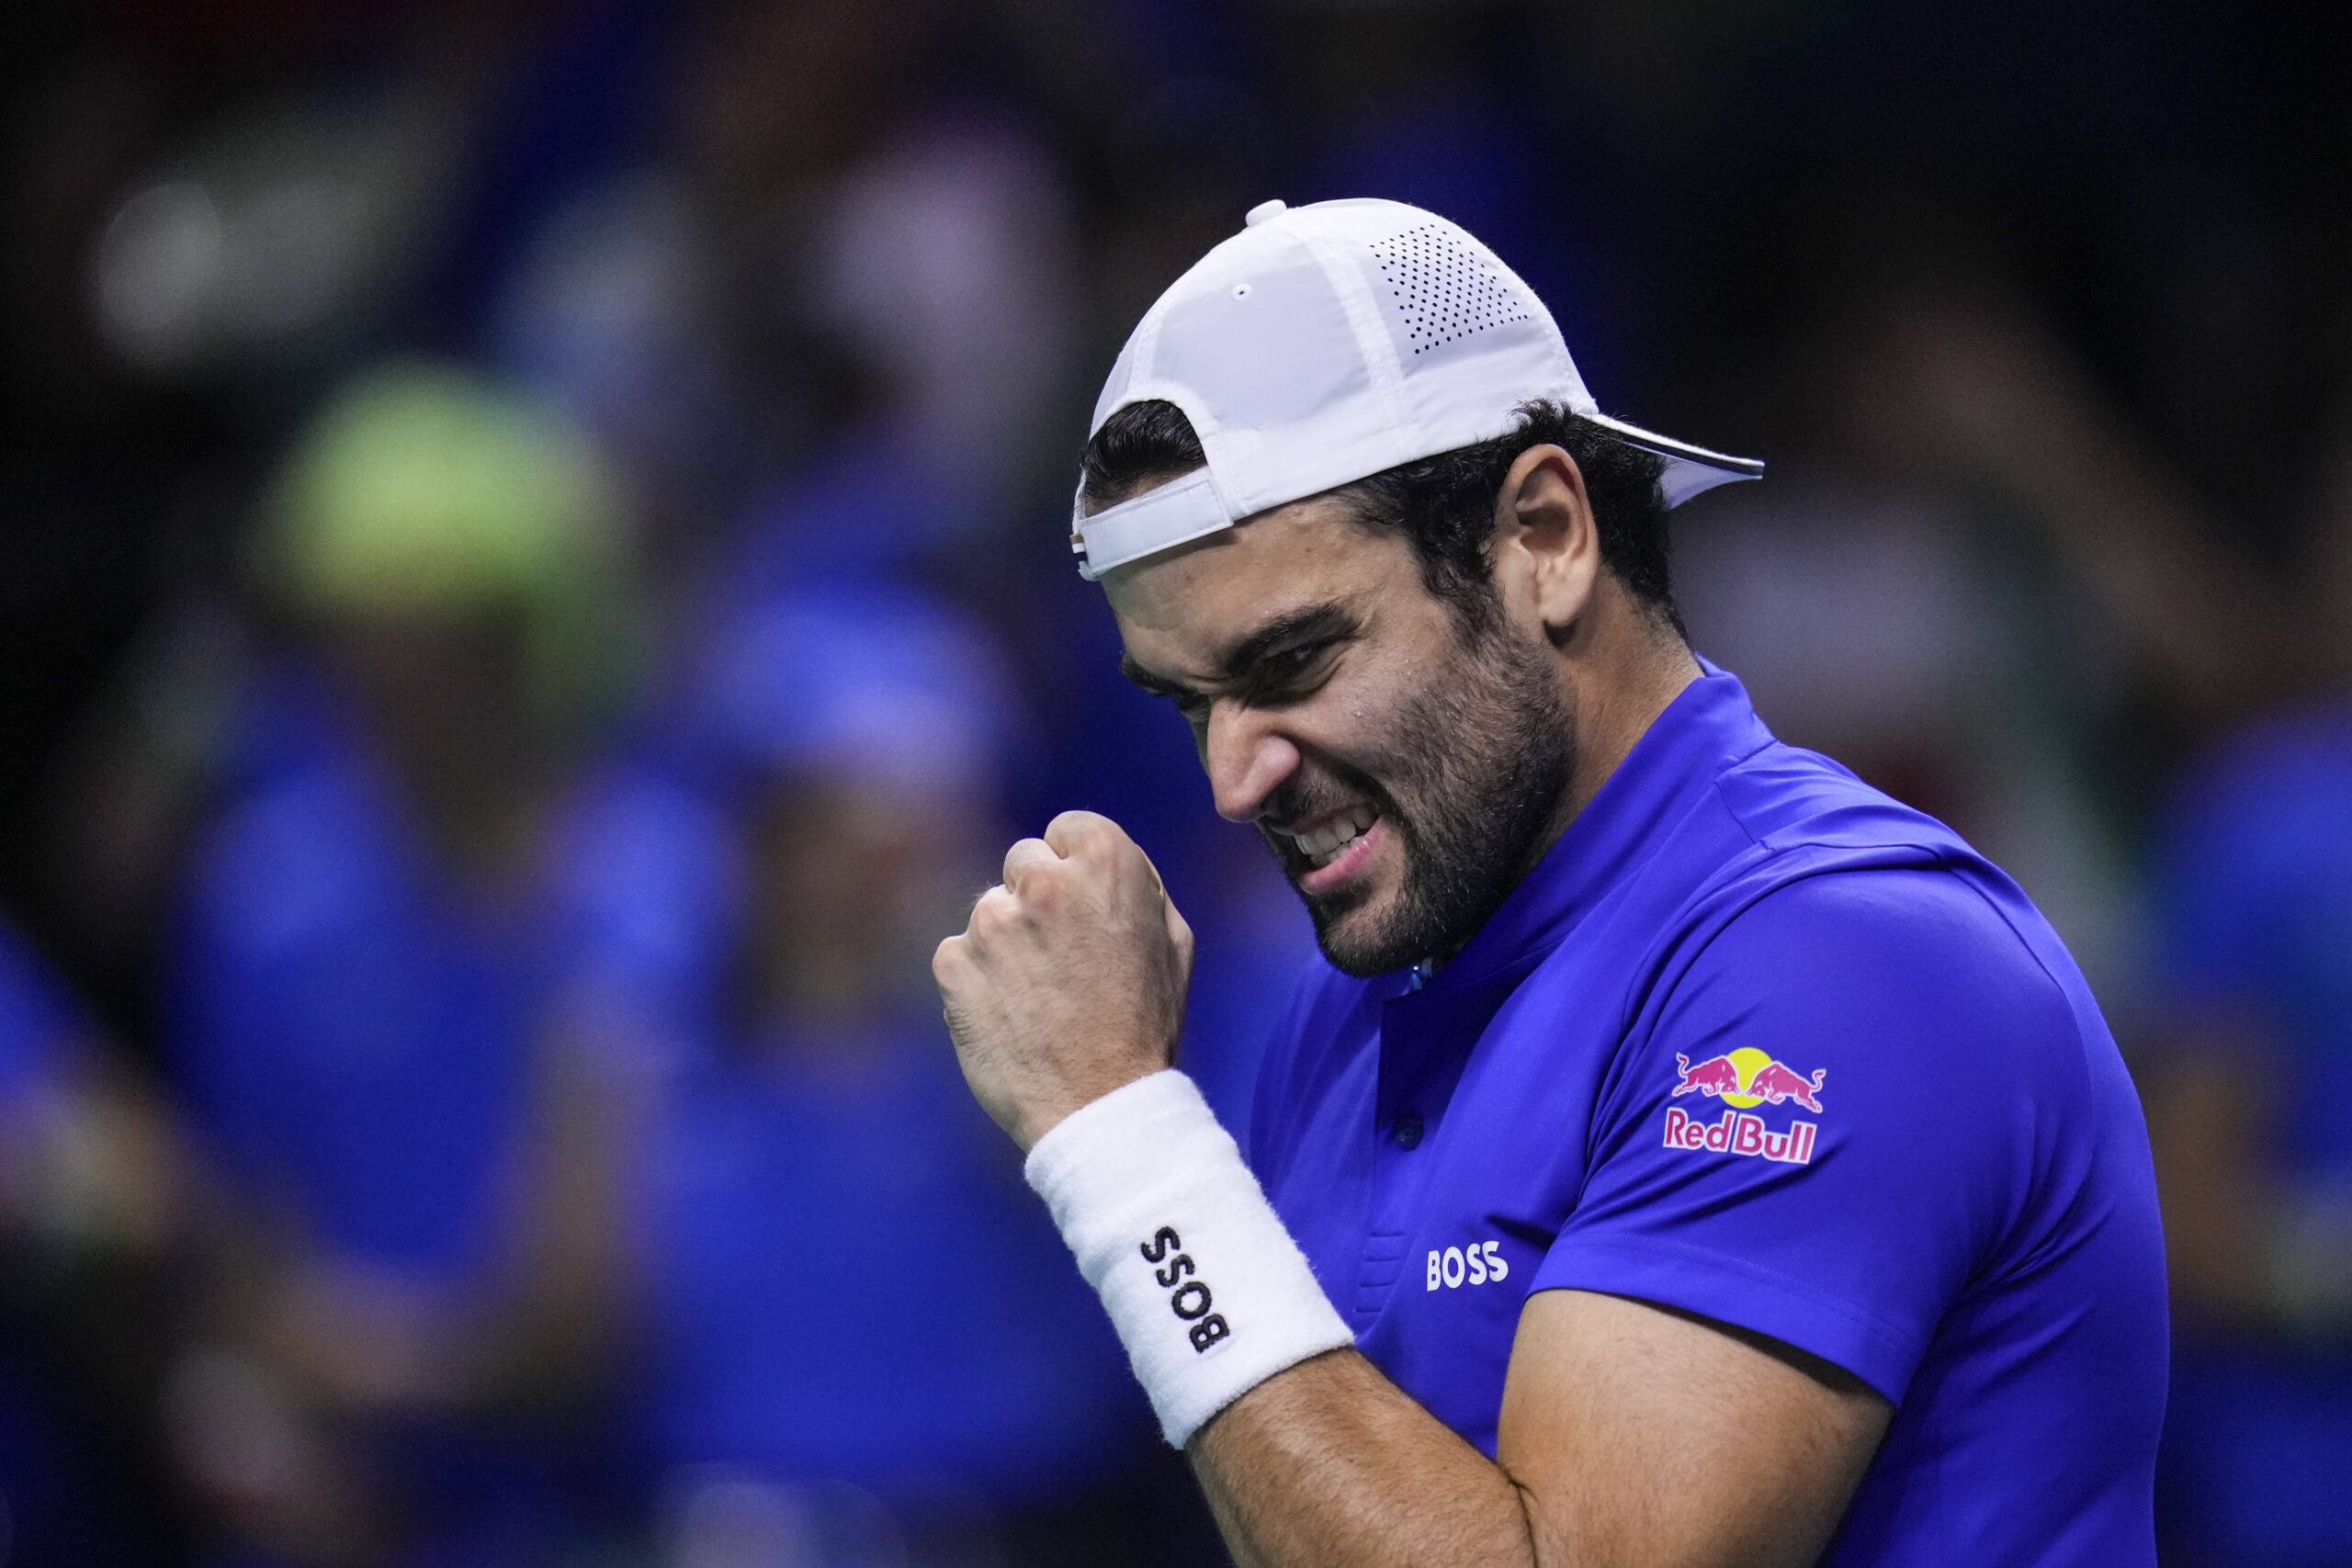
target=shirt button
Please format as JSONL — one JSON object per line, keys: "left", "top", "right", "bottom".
{"left": 1394, "top": 1111, "right": 1424, "bottom": 1150}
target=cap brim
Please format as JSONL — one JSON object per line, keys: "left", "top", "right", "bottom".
{"left": 1582, "top": 412, "right": 1764, "bottom": 508}
{"left": 1072, "top": 412, "right": 1764, "bottom": 579}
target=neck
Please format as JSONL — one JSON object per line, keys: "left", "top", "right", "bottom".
{"left": 1546, "top": 593, "right": 1704, "bottom": 852}
{"left": 1419, "top": 604, "right": 1696, "bottom": 978}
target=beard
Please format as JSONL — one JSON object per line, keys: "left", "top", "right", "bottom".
{"left": 1259, "top": 616, "right": 1574, "bottom": 977}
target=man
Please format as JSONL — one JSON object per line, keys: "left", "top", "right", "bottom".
{"left": 169, "top": 363, "right": 641, "bottom": 1562}
{"left": 934, "top": 197, "right": 2166, "bottom": 1566}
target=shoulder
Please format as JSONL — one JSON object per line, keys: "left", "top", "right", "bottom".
{"left": 1675, "top": 735, "right": 2075, "bottom": 1021}
{"left": 1657, "top": 865, "right": 2097, "bottom": 1129}
{"left": 1710, "top": 738, "right": 1975, "bottom": 863}
{"left": 1602, "top": 735, "right": 2064, "bottom": 1032}
{"left": 1703, "top": 866, "right": 2065, "bottom": 1011}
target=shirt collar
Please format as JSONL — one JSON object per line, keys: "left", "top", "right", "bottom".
{"left": 1399, "top": 659, "right": 1773, "bottom": 997}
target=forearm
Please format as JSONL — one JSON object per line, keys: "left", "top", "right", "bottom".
{"left": 1191, "top": 1348, "right": 1537, "bottom": 1568}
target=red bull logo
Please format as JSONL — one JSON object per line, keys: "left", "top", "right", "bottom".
{"left": 1665, "top": 1047, "right": 1825, "bottom": 1166}
{"left": 1662, "top": 1106, "right": 1817, "bottom": 1164}
{"left": 1671, "top": 1048, "right": 1826, "bottom": 1112}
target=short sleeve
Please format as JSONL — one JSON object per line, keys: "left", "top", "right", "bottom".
{"left": 1533, "top": 868, "right": 2079, "bottom": 1404}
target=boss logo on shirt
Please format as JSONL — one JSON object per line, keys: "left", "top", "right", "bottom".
{"left": 1140, "top": 1226, "right": 1231, "bottom": 1352}
{"left": 1664, "top": 1048, "right": 1825, "bottom": 1165}
{"left": 1427, "top": 1240, "right": 1510, "bottom": 1291}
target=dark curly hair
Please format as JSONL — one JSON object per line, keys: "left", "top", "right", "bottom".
{"left": 1078, "top": 399, "right": 1679, "bottom": 635}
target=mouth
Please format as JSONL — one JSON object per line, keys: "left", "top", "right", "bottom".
{"left": 1274, "top": 804, "right": 1384, "bottom": 895}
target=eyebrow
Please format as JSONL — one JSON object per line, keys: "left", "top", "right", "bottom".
{"left": 1120, "top": 602, "right": 1358, "bottom": 697}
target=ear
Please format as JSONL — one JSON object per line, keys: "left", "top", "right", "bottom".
{"left": 1489, "top": 445, "right": 1600, "bottom": 636}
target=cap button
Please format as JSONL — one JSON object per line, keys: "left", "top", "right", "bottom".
{"left": 1244, "top": 198, "right": 1287, "bottom": 228}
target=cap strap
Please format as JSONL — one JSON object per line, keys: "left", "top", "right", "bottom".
{"left": 1074, "top": 467, "right": 1235, "bottom": 581}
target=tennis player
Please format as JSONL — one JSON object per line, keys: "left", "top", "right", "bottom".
{"left": 933, "top": 197, "right": 2165, "bottom": 1567}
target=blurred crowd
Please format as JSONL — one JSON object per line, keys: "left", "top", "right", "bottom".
{"left": 0, "top": 1, "right": 2346, "bottom": 1564}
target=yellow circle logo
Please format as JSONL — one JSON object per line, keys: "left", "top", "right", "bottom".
{"left": 1717, "top": 1046, "right": 1775, "bottom": 1109}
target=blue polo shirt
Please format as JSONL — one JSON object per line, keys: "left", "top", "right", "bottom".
{"left": 1250, "top": 665, "right": 2166, "bottom": 1566}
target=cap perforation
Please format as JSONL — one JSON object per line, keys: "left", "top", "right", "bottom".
{"left": 1369, "top": 222, "right": 1532, "bottom": 355}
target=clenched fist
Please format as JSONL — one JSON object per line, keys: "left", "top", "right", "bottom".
{"left": 934, "top": 811, "right": 1195, "bottom": 1151}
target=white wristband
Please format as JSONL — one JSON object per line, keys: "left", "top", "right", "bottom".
{"left": 1024, "top": 1069, "right": 1356, "bottom": 1448}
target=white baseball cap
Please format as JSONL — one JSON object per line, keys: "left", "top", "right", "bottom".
{"left": 1073, "top": 197, "right": 1761, "bottom": 580}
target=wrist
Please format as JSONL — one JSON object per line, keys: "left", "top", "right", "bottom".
{"left": 1012, "top": 1062, "right": 1164, "bottom": 1153}
{"left": 1025, "top": 1070, "right": 1356, "bottom": 1446}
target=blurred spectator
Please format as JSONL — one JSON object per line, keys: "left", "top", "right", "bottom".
{"left": 2131, "top": 431, "right": 2352, "bottom": 1567}
{"left": 1849, "top": 284, "right": 2352, "bottom": 1563}
{"left": 0, "top": 915, "right": 187, "bottom": 1563}
{"left": 1675, "top": 268, "right": 2145, "bottom": 1001}
{"left": 491, "top": 0, "right": 1082, "bottom": 615}
{"left": 89, "top": 76, "right": 463, "bottom": 387}
{"left": 2142, "top": 725, "right": 2352, "bottom": 1565}
{"left": 0, "top": 916, "right": 182, "bottom": 1289}
{"left": 161, "top": 361, "right": 643, "bottom": 1564}
{"left": 707, "top": 102, "right": 1087, "bottom": 598}
{"left": 495, "top": 581, "right": 1181, "bottom": 1566}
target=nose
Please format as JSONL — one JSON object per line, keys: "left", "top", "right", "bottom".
{"left": 1203, "top": 701, "right": 1301, "bottom": 824}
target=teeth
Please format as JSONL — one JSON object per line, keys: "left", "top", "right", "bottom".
{"left": 1292, "top": 807, "right": 1376, "bottom": 869}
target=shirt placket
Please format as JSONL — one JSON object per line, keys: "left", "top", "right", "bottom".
{"left": 1357, "top": 967, "right": 1530, "bottom": 1324}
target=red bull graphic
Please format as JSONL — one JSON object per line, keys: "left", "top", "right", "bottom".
{"left": 1663, "top": 1106, "right": 1817, "bottom": 1164}
{"left": 1670, "top": 1054, "right": 1744, "bottom": 1098}
{"left": 1743, "top": 1058, "right": 1826, "bottom": 1112}
{"left": 1666, "top": 1047, "right": 1825, "bottom": 1166}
